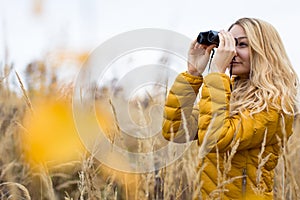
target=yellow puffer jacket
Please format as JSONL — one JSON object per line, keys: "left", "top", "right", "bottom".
{"left": 162, "top": 72, "right": 294, "bottom": 199}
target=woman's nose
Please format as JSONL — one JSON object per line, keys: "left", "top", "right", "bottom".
{"left": 234, "top": 48, "right": 238, "bottom": 56}
{"left": 232, "top": 55, "right": 237, "bottom": 61}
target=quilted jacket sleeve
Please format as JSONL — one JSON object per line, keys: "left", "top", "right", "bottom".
{"left": 198, "top": 73, "right": 294, "bottom": 153}
{"left": 162, "top": 72, "right": 203, "bottom": 143}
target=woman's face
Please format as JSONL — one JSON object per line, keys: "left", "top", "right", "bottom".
{"left": 229, "top": 25, "right": 251, "bottom": 78}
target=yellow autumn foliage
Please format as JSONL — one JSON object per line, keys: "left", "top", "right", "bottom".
{"left": 22, "top": 99, "right": 86, "bottom": 167}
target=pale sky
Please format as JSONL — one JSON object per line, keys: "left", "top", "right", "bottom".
{"left": 1, "top": 0, "right": 299, "bottom": 78}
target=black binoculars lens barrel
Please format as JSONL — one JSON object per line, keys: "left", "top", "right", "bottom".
{"left": 197, "top": 30, "right": 219, "bottom": 46}
{"left": 197, "top": 30, "right": 238, "bottom": 47}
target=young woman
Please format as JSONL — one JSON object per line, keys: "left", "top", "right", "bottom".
{"left": 162, "top": 18, "right": 298, "bottom": 199}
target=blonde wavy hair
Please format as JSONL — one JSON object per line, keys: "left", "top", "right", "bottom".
{"left": 229, "top": 18, "right": 299, "bottom": 116}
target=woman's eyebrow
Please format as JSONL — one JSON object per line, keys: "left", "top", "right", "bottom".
{"left": 236, "top": 36, "right": 247, "bottom": 40}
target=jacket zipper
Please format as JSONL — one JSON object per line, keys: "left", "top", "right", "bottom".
{"left": 242, "top": 168, "right": 247, "bottom": 199}
{"left": 242, "top": 150, "right": 249, "bottom": 199}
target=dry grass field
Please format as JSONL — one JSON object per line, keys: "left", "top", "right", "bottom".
{"left": 0, "top": 61, "right": 299, "bottom": 200}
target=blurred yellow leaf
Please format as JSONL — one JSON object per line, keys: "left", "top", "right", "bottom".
{"left": 23, "top": 99, "right": 86, "bottom": 167}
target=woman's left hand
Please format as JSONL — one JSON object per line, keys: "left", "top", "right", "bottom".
{"left": 211, "top": 30, "right": 236, "bottom": 73}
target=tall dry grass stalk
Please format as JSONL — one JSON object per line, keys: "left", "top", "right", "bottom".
{"left": 273, "top": 114, "right": 300, "bottom": 200}
{"left": 15, "top": 71, "right": 34, "bottom": 114}
{"left": 252, "top": 129, "right": 271, "bottom": 195}
{"left": 0, "top": 182, "right": 31, "bottom": 200}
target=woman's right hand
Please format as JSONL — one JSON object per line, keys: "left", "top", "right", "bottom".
{"left": 187, "top": 39, "right": 215, "bottom": 76}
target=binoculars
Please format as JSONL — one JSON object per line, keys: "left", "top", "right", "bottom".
{"left": 197, "top": 30, "right": 238, "bottom": 47}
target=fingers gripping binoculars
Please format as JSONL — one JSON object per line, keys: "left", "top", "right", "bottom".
{"left": 197, "top": 30, "right": 238, "bottom": 47}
